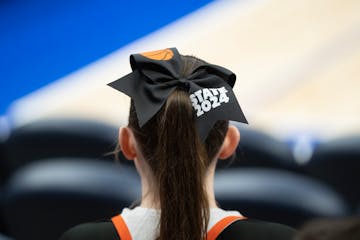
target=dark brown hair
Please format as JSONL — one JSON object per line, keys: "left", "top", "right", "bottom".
{"left": 128, "top": 55, "right": 228, "bottom": 240}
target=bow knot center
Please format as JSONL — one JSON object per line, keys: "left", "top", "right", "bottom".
{"left": 177, "top": 78, "right": 190, "bottom": 91}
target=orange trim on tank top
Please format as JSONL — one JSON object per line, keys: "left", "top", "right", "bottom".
{"left": 207, "top": 215, "right": 247, "bottom": 240}
{"left": 111, "top": 214, "right": 246, "bottom": 240}
{"left": 111, "top": 215, "right": 132, "bottom": 240}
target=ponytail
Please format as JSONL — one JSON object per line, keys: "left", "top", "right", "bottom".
{"left": 156, "top": 90, "right": 209, "bottom": 240}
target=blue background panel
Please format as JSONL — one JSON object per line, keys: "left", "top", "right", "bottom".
{"left": 0, "top": 0, "right": 214, "bottom": 115}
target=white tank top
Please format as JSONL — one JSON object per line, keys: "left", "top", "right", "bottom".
{"left": 118, "top": 207, "right": 243, "bottom": 240}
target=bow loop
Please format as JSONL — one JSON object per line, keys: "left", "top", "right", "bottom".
{"left": 130, "top": 49, "right": 181, "bottom": 83}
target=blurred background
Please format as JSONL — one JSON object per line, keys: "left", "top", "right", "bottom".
{"left": 0, "top": 0, "right": 359, "bottom": 239}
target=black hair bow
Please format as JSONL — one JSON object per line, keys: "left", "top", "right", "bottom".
{"left": 108, "top": 48, "right": 247, "bottom": 140}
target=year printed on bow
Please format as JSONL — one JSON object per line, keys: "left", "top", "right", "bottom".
{"left": 190, "top": 87, "right": 229, "bottom": 117}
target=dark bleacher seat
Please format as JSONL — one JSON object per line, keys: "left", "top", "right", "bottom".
{"left": 0, "top": 119, "right": 10, "bottom": 186}
{"left": 3, "top": 118, "right": 129, "bottom": 180}
{"left": 0, "top": 233, "right": 11, "bottom": 240}
{"left": 305, "top": 135, "right": 360, "bottom": 209}
{"left": 218, "top": 122, "right": 299, "bottom": 172}
{"left": 0, "top": 140, "right": 6, "bottom": 186}
{"left": 215, "top": 168, "right": 349, "bottom": 228}
{"left": 0, "top": 190, "right": 6, "bottom": 236}
{"left": 2, "top": 158, "right": 141, "bottom": 240}
{"left": 0, "top": 120, "right": 10, "bottom": 235}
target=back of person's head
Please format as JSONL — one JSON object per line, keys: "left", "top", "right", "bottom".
{"left": 108, "top": 48, "right": 247, "bottom": 240}
{"left": 295, "top": 217, "right": 360, "bottom": 240}
{"left": 128, "top": 55, "right": 228, "bottom": 240}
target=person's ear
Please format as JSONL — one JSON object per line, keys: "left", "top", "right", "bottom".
{"left": 218, "top": 125, "right": 240, "bottom": 159}
{"left": 119, "top": 127, "right": 137, "bottom": 160}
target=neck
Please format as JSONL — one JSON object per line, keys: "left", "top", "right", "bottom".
{"left": 139, "top": 163, "right": 218, "bottom": 209}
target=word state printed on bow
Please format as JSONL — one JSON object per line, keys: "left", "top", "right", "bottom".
{"left": 190, "top": 87, "right": 229, "bottom": 117}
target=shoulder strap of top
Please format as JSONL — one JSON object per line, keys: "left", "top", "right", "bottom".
{"left": 207, "top": 215, "right": 247, "bottom": 240}
{"left": 111, "top": 214, "right": 246, "bottom": 240}
{"left": 111, "top": 215, "right": 132, "bottom": 240}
